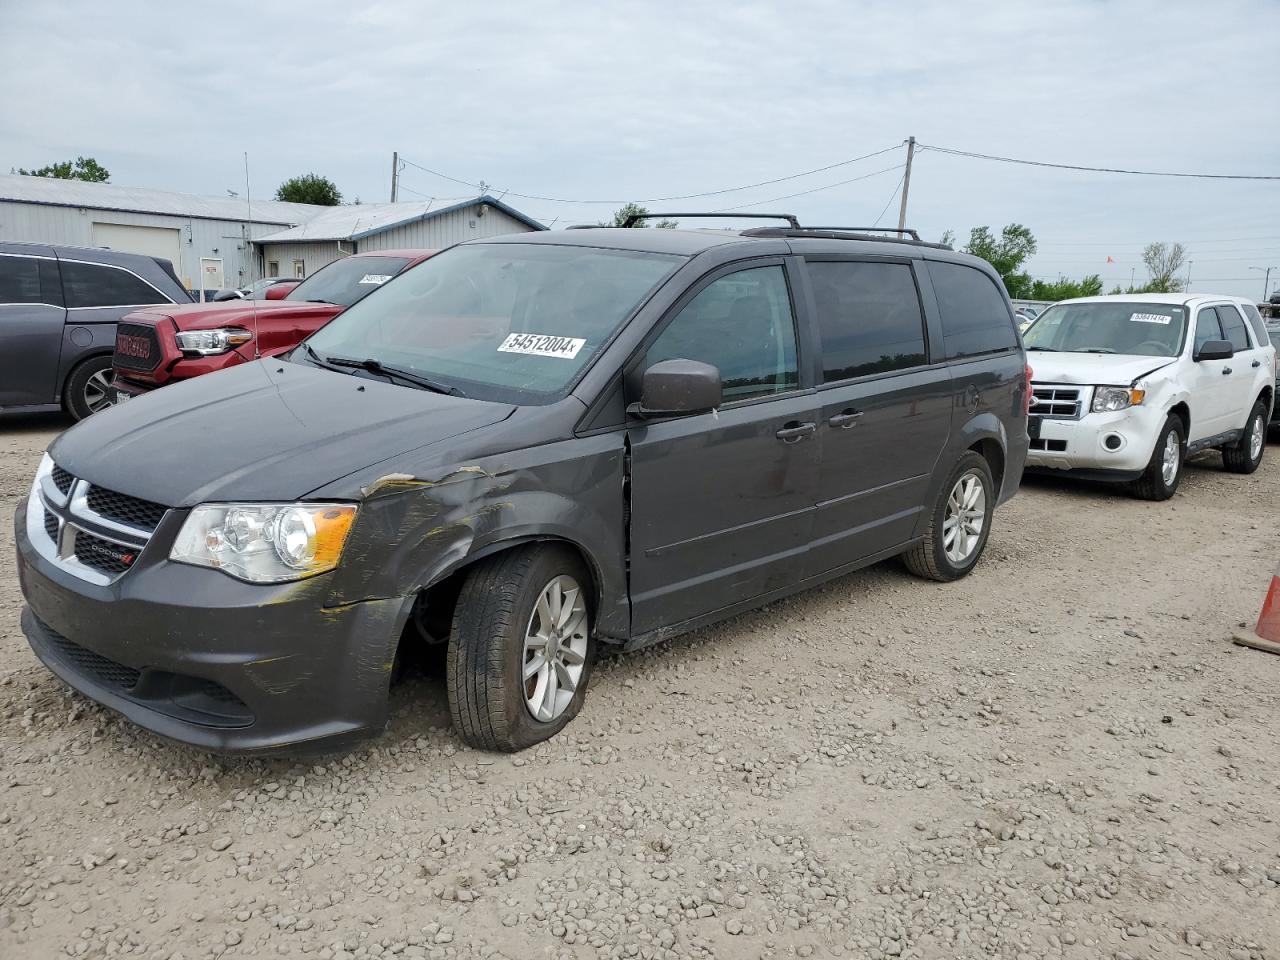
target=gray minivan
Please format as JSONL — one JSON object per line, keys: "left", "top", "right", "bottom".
{"left": 16, "top": 220, "right": 1029, "bottom": 754}
{"left": 0, "top": 242, "right": 190, "bottom": 419}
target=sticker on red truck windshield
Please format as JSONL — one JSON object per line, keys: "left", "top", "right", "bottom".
{"left": 1129, "top": 313, "right": 1172, "bottom": 324}
{"left": 497, "top": 333, "right": 586, "bottom": 359}
{"left": 359, "top": 274, "right": 393, "bottom": 285}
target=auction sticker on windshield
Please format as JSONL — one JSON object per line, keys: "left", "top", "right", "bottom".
{"left": 498, "top": 333, "right": 586, "bottom": 359}
{"left": 359, "top": 274, "right": 393, "bottom": 285}
{"left": 1130, "top": 313, "right": 1173, "bottom": 324}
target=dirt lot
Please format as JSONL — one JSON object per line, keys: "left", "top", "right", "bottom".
{"left": 1, "top": 413, "right": 1278, "bottom": 960}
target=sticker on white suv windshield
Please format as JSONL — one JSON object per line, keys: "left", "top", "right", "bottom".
{"left": 1129, "top": 312, "right": 1172, "bottom": 324}
{"left": 498, "top": 333, "right": 586, "bottom": 359}
{"left": 358, "top": 274, "right": 393, "bottom": 285}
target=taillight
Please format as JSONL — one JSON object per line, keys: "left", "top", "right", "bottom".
{"left": 1024, "top": 363, "right": 1034, "bottom": 415}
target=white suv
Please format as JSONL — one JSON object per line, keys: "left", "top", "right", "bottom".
{"left": 1022, "top": 294, "right": 1276, "bottom": 500}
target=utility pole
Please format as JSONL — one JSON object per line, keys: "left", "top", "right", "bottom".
{"left": 1250, "top": 265, "right": 1275, "bottom": 301}
{"left": 896, "top": 136, "right": 916, "bottom": 234}
{"left": 390, "top": 151, "right": 399, "bottom": 203}
{"left": 1185, "top": 261, "right": 1192, "bottom": 292}
{"left": 1129, "top": 267, "right": 1135, "bottom": 291}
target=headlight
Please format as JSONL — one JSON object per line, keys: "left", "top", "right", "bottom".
{"left": 1092, "top": 385, "right": 1146, "bottom": 413}
{"left": 171, "top": 503, "right": 357, "bottom": 583}
{"left": 174, "top": 327, "right": 253, "bottom": 356}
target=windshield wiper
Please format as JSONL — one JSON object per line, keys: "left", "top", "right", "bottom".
{"left": 1024, "top": 346, "right": 1058, "bottom": 352}
{"left": 298, "top": 342, "right": 343, "bottom": 372}
{"left": 1071, "top": 348, "right": 1117, "bottom": 354}
{"left": 326, "top": 356, "right": 466, "bottom": 397}
{"left": 306, "top": 298, "right": 338, "bottom": 305}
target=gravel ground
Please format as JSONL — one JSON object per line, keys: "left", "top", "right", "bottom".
{"left": 2, "top": 411, "right": 1278, "bottom": 960}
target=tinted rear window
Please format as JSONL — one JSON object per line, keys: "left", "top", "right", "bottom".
{"left": 807, "top": 260, "right": 926, "bottom": 380}
{"left": 60, "top": 260, "right": 170, "bottom": 308}
{"left": 926, "top": 260, "right": 1018, "bottom": 360}
{"left": 0, "top": 255, "right": 43, "bottom": 304}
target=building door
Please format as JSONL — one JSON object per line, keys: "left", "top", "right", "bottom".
{"left": 91, "top": 223, "right": 183, "bottom": 280}
{"left": 293, "top": 260, "right": 306, "bottom": 279}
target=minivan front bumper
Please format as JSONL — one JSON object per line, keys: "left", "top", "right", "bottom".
{"left": 15, "top": 498, "right": 408, "bottom": 755}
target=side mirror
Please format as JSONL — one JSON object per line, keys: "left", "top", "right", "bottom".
{"left": 265, "top": 281, "right": 298, "bottom": 300}
{"left": 210, "top": 288, "right": 242, "bottom": 302}
{"left": 1194, "top": 339, "right": 1234, "bottom": 362}
{"left": 629, "top": 358, "right": 722, "bottom": 418}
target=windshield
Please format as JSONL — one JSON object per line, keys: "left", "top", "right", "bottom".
{"left": 1023, "top": 301, "right": 1187, "bottom": 357}
{"left": 303, "top": 243, "right": 683, "bottom": 403}
{"left": 285, "top": 256, "right": 411, "bottom": 307}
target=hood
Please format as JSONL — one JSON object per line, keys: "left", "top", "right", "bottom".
{"left": 51, "top": 360, "right": 515, "bottom": 506}
{"left": 125, "top": 299, "right": 340, "bottom": 332}
{"left": 1027, "top": 351, "right": 1177, "bottom": 386}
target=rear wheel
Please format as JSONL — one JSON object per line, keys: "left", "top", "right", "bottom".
{"left": 447, "top": 545, "right": 594, "bottom": 751}
{"left": 1132, "top": 415, "right": 1184, "bottom": 501}
{"left": 903, "top": 451, "right": 994, "bottom": 582}
{"left": 63, "top": 356, "right": 115, "bottom": 421}
{"left": 1223, "top": 402, "right": 1267, "bottom": 474}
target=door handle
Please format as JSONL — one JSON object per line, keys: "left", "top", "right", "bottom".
{"left": 775, "top": 421, "right": 816, "bottom": 442}
{"left": 828, "top": 409, "right": 864, "bottom": 428}
{"left": 1253, "top": 359, "right": 1262, "bottom": 368}
{"left": 1222, "top": 367, "right": 1233, "bottom": 375}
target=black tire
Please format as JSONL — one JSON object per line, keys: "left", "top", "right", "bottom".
{"left": 1222, "top": 402, "right": 1267, "bottom": 474}
{"left": 903, "top": 451, "right": 995, "bottom": 582}
{"left": 63, "top": 355, "right": 115, "bottom": 421}
{"left": 1132, "top": 415, "right": 1184, "bottom": 501}
{"left": 447, "top": 545, "right": 595, "bottom": 751}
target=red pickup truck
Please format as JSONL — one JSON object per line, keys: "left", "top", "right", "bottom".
{"left": 111, "top": 249, "right": 436, "bottom": 401}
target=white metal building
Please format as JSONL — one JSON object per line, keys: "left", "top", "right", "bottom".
{"left": 253, "top": 196, "right": 545, "bottom": 278}
{"left": 0, "top": 173, "right": 323, "bottom": 292}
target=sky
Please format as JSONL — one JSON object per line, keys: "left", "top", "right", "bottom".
{"left": 1, "top": 0, "right": 1278, "bottom": 299}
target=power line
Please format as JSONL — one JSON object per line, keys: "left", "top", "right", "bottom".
{"left": 398, "top": 144, "right": 903, "bottom": 206}
{"left": 715, "top": 164, "right": 904, "bottom": 211}
{"left": 919, "top": 143, "right": 1280, "bottom": 181}
{"left": 872, "top": 169, "right": 908, "bottom": 228}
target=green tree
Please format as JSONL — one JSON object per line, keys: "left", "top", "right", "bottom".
{"left": 600, "top": 202, "right": 676, "bottom": 228}
{"left": 275, "top": 173, "right": 342, "bottom": 206}
{"left": 1140, "top": 241, "right": 1187, "bottom": 293}
{"left": 17, "top": 156, "right": 110, "bottom": 182}
{"left": 1030, "top": 274, "right": 1103, "bottom": 301}
{"left": 963, "top": 224, "right": 1037, "bottom": 299}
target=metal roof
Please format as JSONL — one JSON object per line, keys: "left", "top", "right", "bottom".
{"left": 0, "top": 173, "right": 324, "bottom": 225}
{"left": 253, "top": 195, "right": 546, "bottom": 243}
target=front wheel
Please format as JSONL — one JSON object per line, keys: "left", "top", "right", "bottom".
{"left": 447, "top": 545, "right": 595, "bottom": 751}
{"left": 63, "top": 356, "right": 116, "bottom": 421}
{"left": 1132, "top": 415, "right": 1184, "bottom": 501}
{"left": 1222, "top": 402, "right": 1267, "bottom": 474}
{"left": 903, "top": 451, "right": 995, "bottom": 582}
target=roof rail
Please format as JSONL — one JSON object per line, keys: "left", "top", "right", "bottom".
{"left": 803, "top": 226, "right": 921, "bottom": 241}
{"left": 621, "top": 211, "right": 801, "bottom": 229}
{"left": 739, "top": 226, "right": 950, "bottom": 249}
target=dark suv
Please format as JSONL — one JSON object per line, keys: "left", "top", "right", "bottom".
{"left": 0, "top": 242, "right": 191, "bottom": 419}
{"left": 15, "top": 218, "right": 1029, "bottom": 754}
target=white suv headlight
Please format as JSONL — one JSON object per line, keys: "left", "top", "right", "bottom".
{"left": 171, "top": 503, "right": 357, "bottom": 583}
{"left": 1092, "top": 385, "right": 1146, "bottom": 413}
{"left": 174, "top": 328, "right": 253, "bottom": 356}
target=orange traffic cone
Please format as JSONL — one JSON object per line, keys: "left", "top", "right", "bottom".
{"left": 1233, "top": 562, "right": 1280, "bottom": 654}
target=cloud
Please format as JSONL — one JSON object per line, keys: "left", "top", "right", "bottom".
{"left": 1, "top": 0, "right": 1277, "bottom": 296}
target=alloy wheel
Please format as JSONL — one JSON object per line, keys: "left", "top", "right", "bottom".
{"left": 522, "top": 575, "right": 589, "bottom": 722}
{"left": 1161, "top": 430, "right": 1181, "bottom": 486}
{"left": 1250, "top": 413, "right": 1264, "bottom": 462}
{"left": 943, "top": 471, "right": 987, "bottom": 564}
{"left": 83, "top": 369, "right": 114, "bottom": 414}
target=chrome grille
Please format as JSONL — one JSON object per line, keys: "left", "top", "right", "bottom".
{"left": 74, "top": 530, "right": 137, "bottom": 576}
{"left": 52, "top": 465, "right": 74, "bottom": 495}
{"left": 86, "top": 486, "right": 167, "bottom": 532}
{"left": 1030, "top": 384, "right": 1083, "bottom": 420}
{"left": 31, "top": 462, "right": 167, "bottom": 585}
